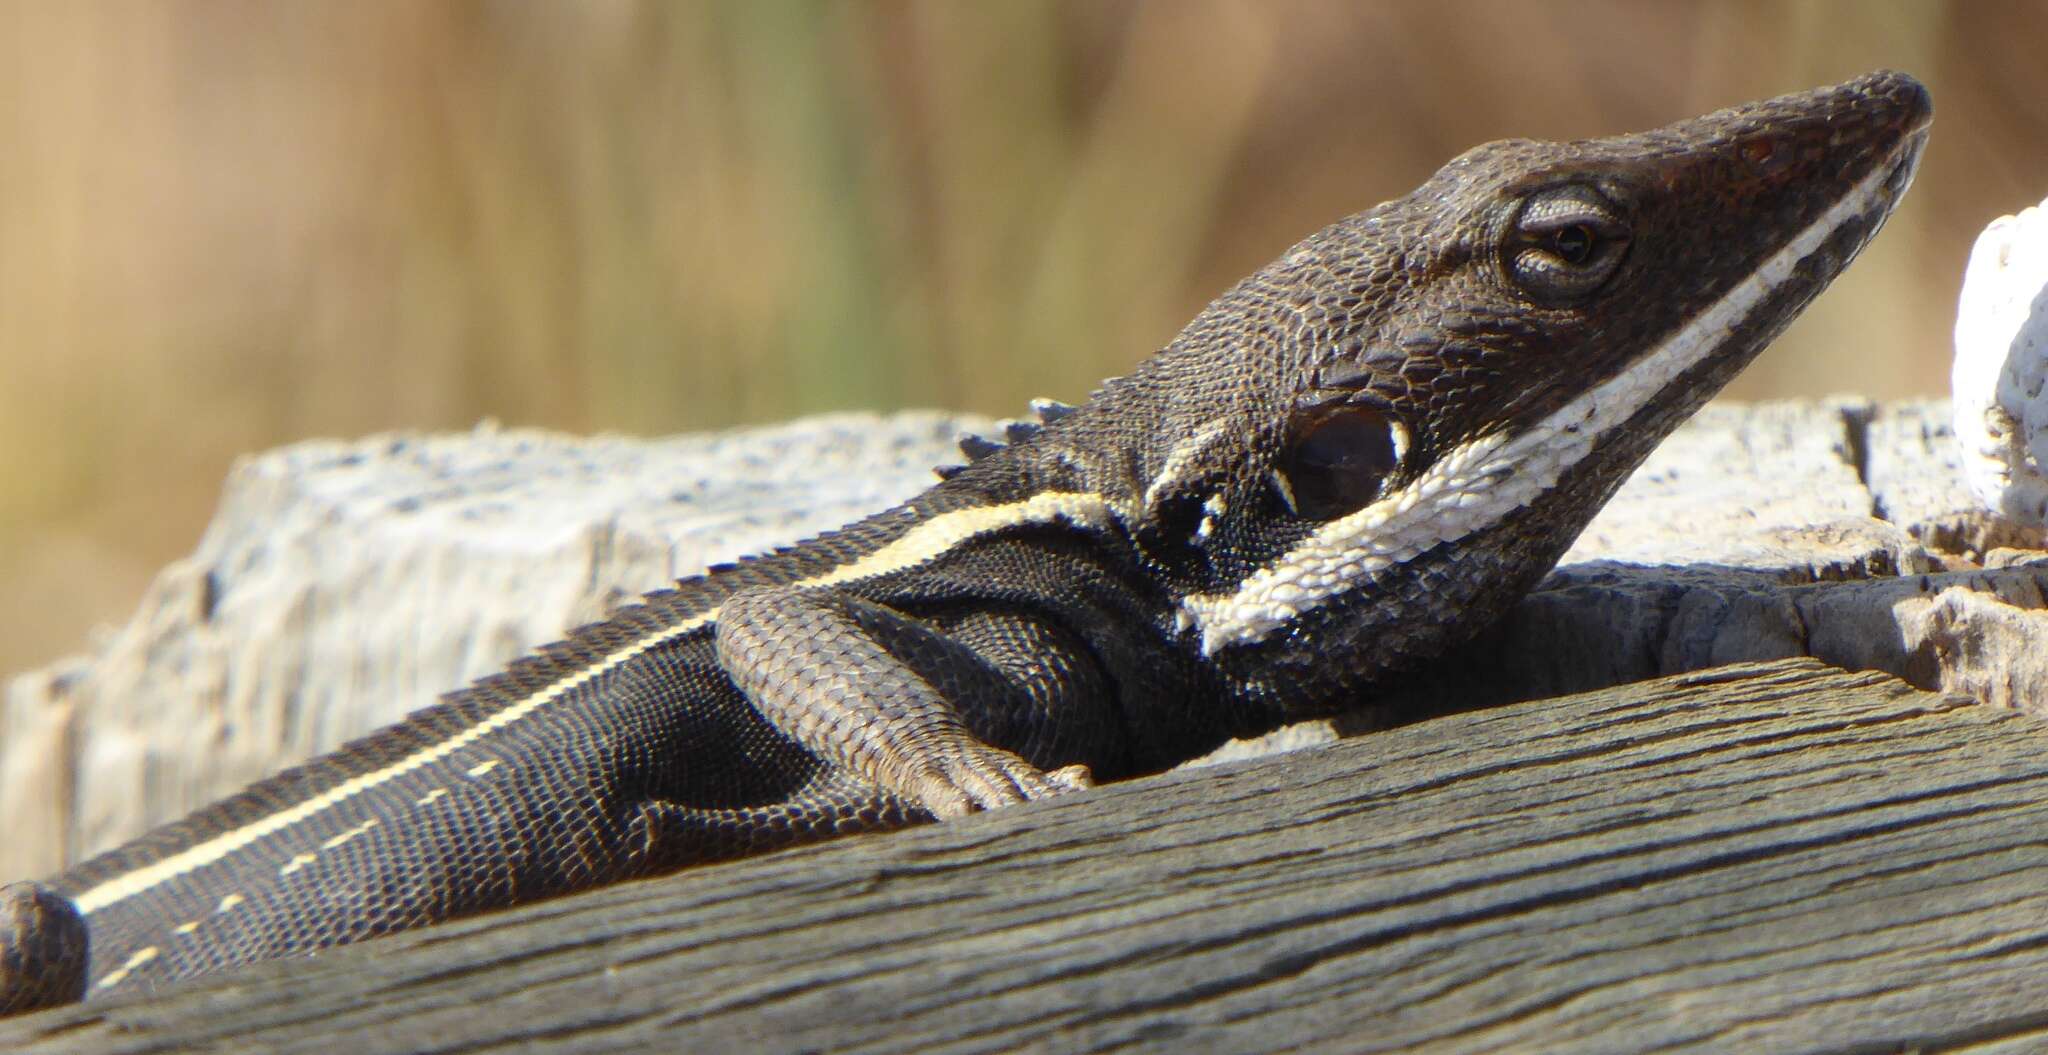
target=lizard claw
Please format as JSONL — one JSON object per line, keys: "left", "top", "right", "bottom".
{"left": 907, "top": 745, "right": 1094, "bottom": 819}
{"left": 1046, "top": 764, "right": 1095, "bottom": 791}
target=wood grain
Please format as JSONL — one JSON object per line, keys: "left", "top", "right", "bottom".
{"left": 20, "top": 399, "right": 2017, "bottom": 873}
{"left": 4, "top": 658, "right": 2045, "bottom": 1053}
{"left": 0, "top": 412, "right": 988, "bottom": 877}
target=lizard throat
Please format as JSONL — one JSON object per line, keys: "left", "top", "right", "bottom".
{"left": 1179, "top": 145, "right": 1914, "bottom": 656}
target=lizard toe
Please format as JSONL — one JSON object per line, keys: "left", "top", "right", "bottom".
{"left": 960, "top": 749, "right": 1093, "bottom": 809}
{"left": 1045, "top": 764, "right": 1095, "bottom": 792}
{"left": 906, "top": 740, "right": 1076, "bottom": 815}
{"left": 949, "top": 753, "right": 1038, "bottom": 812}
{"left": 907, "top": 771, "right": 980, "bottom": 819}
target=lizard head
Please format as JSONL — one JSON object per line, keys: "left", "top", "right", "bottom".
{"left": 1074, "top": 70, "right": 1931, "bottom": 706}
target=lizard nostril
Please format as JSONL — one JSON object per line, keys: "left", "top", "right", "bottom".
{"left": 1740, "top": 136, "right": 1792, "bottom": 177}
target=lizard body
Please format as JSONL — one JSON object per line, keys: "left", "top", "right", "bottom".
{"left": 0, "top": 70, "right": 1930, "bottom": 1015}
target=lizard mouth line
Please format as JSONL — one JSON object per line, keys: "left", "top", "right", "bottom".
{"left": 1181, "top": 128, "right": 1926, "bottom": 656}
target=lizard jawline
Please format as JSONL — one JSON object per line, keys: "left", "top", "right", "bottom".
{"left": 1179, "top": 146, "right": 1909, "bottom": 656}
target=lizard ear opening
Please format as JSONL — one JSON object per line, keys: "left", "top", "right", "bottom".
{"left": 1272, "top": 404, "right": 1408, "bottom": 521}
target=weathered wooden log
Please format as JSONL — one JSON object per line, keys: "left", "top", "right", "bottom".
{"left": 3, "top": 399, "right": 2047, "bottom": 1049}
{"left": 3, "top": 658, "right": 2044, "bottom": 1053}
{"left": 5, "top": 400, "right": 2046, "bottom": 881}
{"left": 0, "top": 413, "right": 988, "bottom": 877}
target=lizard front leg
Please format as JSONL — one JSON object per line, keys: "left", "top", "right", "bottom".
{"left": 715, "top": 586, "right": 1097, "bottom": 818}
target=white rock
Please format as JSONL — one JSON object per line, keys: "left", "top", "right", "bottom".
{"left": 1953, "top": 196, "right": 2048, "bottom": 525}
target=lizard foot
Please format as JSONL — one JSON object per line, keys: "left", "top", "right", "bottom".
{"left": 0, "top": 881, "right": 88, "bottom": 1016}
{"left": 906, "top": 744, "right": 1094, "bottom": 819}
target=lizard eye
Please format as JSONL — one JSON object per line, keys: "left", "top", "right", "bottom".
{"left": 1509, "top": 185, "right": 1631, "bottom": 304}
{"left": 1272, "top": 404, "right": 1408, "bottom": 521}
{"left": 1551, "top": 224, "right": 1596, "bottom": 265}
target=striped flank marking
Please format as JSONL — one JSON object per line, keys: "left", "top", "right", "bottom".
{"left": 321, "top": 818, "right": 380, "bottom": 850}
{"left": 95, "top": 946, "right": 158, "bottom": 990}
{"left": 71, "top": 491, "right": 1118, "bottom": 915}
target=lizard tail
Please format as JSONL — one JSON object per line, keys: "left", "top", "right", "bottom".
{"left": 0, "top": 881, "right": 88, "bottom": 1015}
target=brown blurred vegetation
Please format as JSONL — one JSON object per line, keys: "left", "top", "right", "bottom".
{"left": 1, "top": 1, "right": 2044, "bottom": 677}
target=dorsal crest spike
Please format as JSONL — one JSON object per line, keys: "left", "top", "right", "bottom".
{"left": 957, "top": 433, "right": 1006, "bottom": 462}
{"left": 1029, "top": 398, "right": 1078, "bottom": 424}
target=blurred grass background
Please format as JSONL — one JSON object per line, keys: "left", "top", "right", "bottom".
{"left": 1, "top": 0, "right": 2042, "bottom": 678}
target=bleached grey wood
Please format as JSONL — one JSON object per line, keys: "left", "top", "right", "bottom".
{"left": 3, "top": 659, "right": 2043, "bottom": 1054}
{"left": 0, "top": 412, "right": 989, "bottom": 877}
{"left": 9, "top": 399, "right": 2048, "bottom": 878}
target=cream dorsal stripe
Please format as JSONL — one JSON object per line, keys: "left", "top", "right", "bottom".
{"left": 71, "top": 490, "right": 1120, "bottom": 915}
{"left": 1181, "top": 152, "right": 1902, "bottom": 655}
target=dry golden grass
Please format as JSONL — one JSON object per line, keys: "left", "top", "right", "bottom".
{"left": 1, "top": 1, "right": 2041, "bottom": 676}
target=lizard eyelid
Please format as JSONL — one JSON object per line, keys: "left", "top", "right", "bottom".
{"left": 1507, "top": 185, "right": 1633, "bottom": 305}
{"left": 1517, "top": 186, "right": 1627, "bottom": 236}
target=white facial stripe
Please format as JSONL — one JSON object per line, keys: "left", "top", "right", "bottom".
{"left": 73, "top": 490, "right": 1118, "bottom": 915}
{"left": 1182, "top": 154, "right": 1898, "bottom": 656}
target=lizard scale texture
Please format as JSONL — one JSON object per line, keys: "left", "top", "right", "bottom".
{"left": 0, "top": 70, "right": 1930, "bottom": 1016}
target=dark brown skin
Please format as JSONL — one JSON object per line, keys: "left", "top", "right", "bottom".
{"left": 0, "top": 71, "right": 1928, "bottom": 1016}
